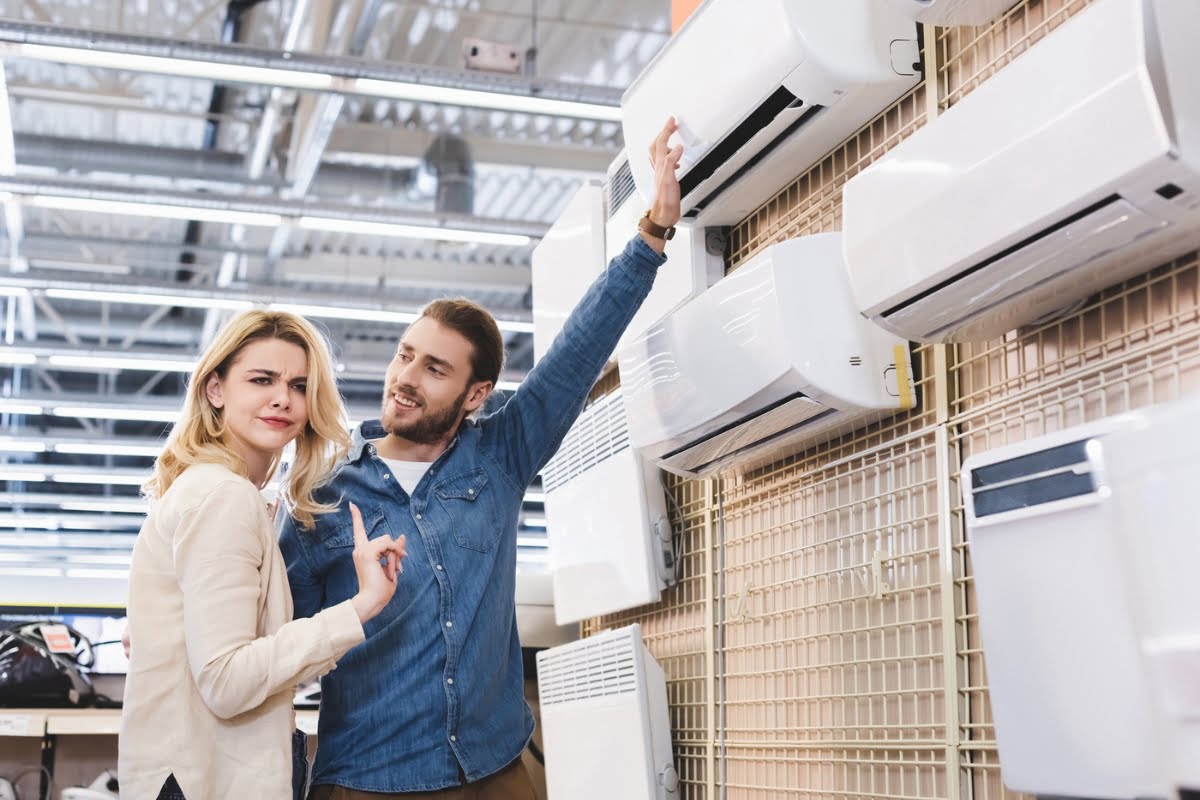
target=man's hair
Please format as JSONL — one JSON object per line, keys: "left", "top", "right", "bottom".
{"left": 418, "top": 298, "right": 506, "bottom": 385}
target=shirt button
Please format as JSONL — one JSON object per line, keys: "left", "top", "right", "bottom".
{"left": 383, "top": 474, "right": 390, "bottom": 480}
{"left": 450, "top": 735, "right": 457, "bottom": 742}
{"left": 467, "top": 488, "right": 474, "bottom": 496}
{"left": 446, "top": 678, "right": 454, "bottom": 685}
{"left": 445, "top": 620, "right": 453, "bottom": 628}
{"left": 415, "top": 513, "right": 422, "bottom": 520}
{"left": 435, "top": 564, "right": 444, "bottom": 571}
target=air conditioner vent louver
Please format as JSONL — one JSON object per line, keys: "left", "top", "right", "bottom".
{"left": 542, "top": 391, "right": 630, "bottom": 492}
{"left": 607, "top": 158, "right": 637, "bottom": 220}
{"left": 538, "top": 630, "right": 639, "bottom": 706}
{"left": 969, "top": 438, "right": 1098, "bottom": 517}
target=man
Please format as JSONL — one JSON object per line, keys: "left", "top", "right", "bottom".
{"left": 278, "top": 118, "right": 684, "bottom": 799}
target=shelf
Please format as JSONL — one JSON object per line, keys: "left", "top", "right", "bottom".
{"left": 1, "top": 709, "right": 321, "bottom": 737}
{"left": 0, "top": 710, "right": 47, "bottom": 737}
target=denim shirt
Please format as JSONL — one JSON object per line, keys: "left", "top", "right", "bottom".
{"left": 278, "top": 235, "right": 666, "bottom": 792}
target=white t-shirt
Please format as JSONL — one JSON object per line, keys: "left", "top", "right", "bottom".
{"left": 380, "top": 456, "right": 433, "bottom": 496}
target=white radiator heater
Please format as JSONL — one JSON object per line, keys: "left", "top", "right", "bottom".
{"left": 537, "top": 624, "right": 678, "bottom": 800}
{"left": 541, "top": 390, "right": 675, "bottom": 624}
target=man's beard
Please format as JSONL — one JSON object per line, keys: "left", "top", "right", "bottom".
{"left": 381, "top": 383, "right": 470, "bottom": 445}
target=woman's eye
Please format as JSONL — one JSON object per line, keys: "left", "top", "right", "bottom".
{"left": 252, "top": 377, "right": 271, "bottom": 385}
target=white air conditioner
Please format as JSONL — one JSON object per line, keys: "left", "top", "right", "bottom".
{"left": 886, "top": 0, "right": 1017, "bottom": 26}
{"left": 604, "top": 151, "right": 726, "bottom": 348}
{"left": 621, "top": 0, "right": 919, "bottom": 226}
{"left": 618, "top": 233, "right": 915, "bottom": 480}
{"left": 530, "top": 157, "right": 725, "bottom": 364}
{"left": 962, "top": 415, "right": 1170, "bottom": 798}
{"left": 542, "top": 389, "right": 675, "bottom": 624}
{"left": 843, "top": 0, "right": 1200, "bottom": 343}
{"left": 1099, "top": 398, "right": 1200, "bottom": 794}
{"left": 515, "top": 571, "right": 578, "bottom": 649}
{"left": 537, "top": 624, "right": 678, "bottom": 800}
{"left": 531, "top": 180, "right": 607, "bottom": 363}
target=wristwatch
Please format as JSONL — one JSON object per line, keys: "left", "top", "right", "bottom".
{"left": 638, "top": 209, "right": 676, "bottom": 241}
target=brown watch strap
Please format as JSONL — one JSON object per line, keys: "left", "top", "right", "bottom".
{"left": 639, "top": 210, "right": 676, "bottom": 241}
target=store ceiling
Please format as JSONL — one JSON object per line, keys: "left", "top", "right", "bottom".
{"left": 0, "top": 0, "right": 671, "bottom": 581}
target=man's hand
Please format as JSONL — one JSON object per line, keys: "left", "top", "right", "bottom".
{"left": 642, "top": 116, "right": 684, "bottom": 253}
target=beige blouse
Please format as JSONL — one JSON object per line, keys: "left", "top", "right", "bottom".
{"left": 119, "top": 463, "right": 364, "bottom": 800}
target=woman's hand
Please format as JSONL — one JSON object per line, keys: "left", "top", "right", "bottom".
{"left": 347, "top": 502, "right": 407, "bottom": 623}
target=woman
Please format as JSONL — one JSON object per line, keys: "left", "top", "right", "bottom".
{"left": 119, "top": 311, "right": 406, "bottom": 800}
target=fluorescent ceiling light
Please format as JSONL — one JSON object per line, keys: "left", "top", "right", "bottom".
{"left": 27, "top": 194, "right": 284, "bottom": 227}
{"left": 345, "top": 78, "right": 622, "bottom": 122}
{"left": 0, "top": 471, "right": 46, "bottom": 482}
{"left": 0, "top": 285, "right": 30, "bottom": 298}
{"left": 296, "top": 216, "right": 531, "bottom": 247}
{"left": 52, "top": 406, "right": 180, "bottom": 423}
{"left": 0, "top": 400, "right": 42, "bottom": 415}
{"left": 0, "top": 352, "right": 36, "bottom": 366}
{"left": 0, "top": 437, "right": 45, "bottom": 453}
{"left": 269, "top": 303, "right": 419, "bottom": 326}
{"left": 55, "top": 442, "right": 161, "bottom": 457}
{"left": 2, "top": 43, "right": 336, "bottom": 92}
{"left": 48, "top": 354, "right": 196, "bottom": 373}
{"left": 65, "top": 554, "right": 133, "bottom": 566}
{"left": 521, "top": 518, "right": 548, "bottom": 528}
{"left": 45, "top": 287, "right": 253, "bottom": 312}
{"left": 61, "top": 500, "right": 147, "bottom": 513}
{"left": 0, "top": 566, "right": 62, "bottom": 577}
{"left": 0, "top": 42, "right": 618, "bottom": 122}
{"left": 53, "top": 473, "right": 148, "bottom": 486}
{"left": 65, "top": 567, "right": 129, "bottom": 580}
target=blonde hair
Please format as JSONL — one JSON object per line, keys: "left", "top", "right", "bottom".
{"left": 144, "top": 310, "right": 350, "bottom": 529}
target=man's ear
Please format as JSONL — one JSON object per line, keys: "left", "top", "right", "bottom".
{"left": 463, "top": 380, "right": 493, "bottom": 414}
{"left": 205, "top": 373, "right": 225, "bottom": 409}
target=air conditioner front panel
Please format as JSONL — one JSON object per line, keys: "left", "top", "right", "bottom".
{"left": 887, "top": 0, "right": 1018, "bottom": 25}
{"left": 622, "top": 0, "right": 919, "bottom": 225}
{"left": 531, "top": 182, "right": 606, "bottom": 362}
{"left": 546, "top": 448, "right": 666, "bottom": 624}
{"left": 843, "top": 0, "right": 1200, "bottom": 342}
{"left": 961, "top": 418, "right": 1168, "bottom": 797}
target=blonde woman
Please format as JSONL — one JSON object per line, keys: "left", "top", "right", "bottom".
{"left": 119, "top": 311, "right": 406, "bottom": 800}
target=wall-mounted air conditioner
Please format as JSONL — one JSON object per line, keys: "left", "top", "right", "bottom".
{"left": 531, "top": 180, "right": 606, "bottom": 363}
{"left": 604, "top": 151, "right": 726, "bottom": 347}
{"left": 887, "top": 0, "right": 1017, "bottom": 26}
{"left": 1099, "top": 398, "right": 1200, "bottom": 794}
{"left": 621, "top": 0, "right": 919, "bottom": 226}
{"left": 530, "top": 154, "right": 725, "bottom": 363}
{"left": 537, "top": 624, "right": 678, "bottom": 799}
{"left": 515, "top": 571, "right": 578, "bottom": 650}
{"left": 618, "top": 233, "right": 915, "bottom": 480}
{"left": 962, "top": 415, "right": 1170, "bottom": 798}
{"left": 541, "top": 389, "right": 676, "bottom": 624}
{"left": 843, "top": 0, "right": 1200, "bottom": 343}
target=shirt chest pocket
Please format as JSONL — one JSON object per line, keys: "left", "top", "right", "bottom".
{"left": 319, "top": 503, "right": 390, "bottom": 550}
{"left": 433, "top": 469, "right": 500, "bottom": 553}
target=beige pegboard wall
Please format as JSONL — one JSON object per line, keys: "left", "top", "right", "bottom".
{"left": 571, "top": 1, "right": 1200, "bottom": 798}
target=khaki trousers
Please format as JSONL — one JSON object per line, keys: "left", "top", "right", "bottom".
{"left": 308, "top": 757, "right": 537, "bottom": 800}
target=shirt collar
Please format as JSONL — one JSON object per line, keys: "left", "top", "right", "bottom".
{"left": 348, "top": 419, "right": 465, "bottom": 464}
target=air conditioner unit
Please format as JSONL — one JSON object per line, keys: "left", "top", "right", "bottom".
{"left": 531, "top": 155, "right": 725, "bottom": 364}
{"left": 617, "top": 233, "right": 915, "bottom": 480}
{"left": 1098, "top": 397, "right": 1200, "bottom": 794}
{"left": 604, "top": 151, "right": 726, "bottom": 347}
{"left": 886, "top": 0, "right": 1017, "bottom": 26}
{"left": 515, "top": 571, "right": 578, "bottom": 650}
{"left": 962, "top": 415, "right": 1170, "bottom": 798}
{"left": 843, "top": 0, "right": 1200, "bottom": 343}
{"left": 531, "top": 180, "right": 607, "bottom": 363}
{"left": 621, "top": 0, "right": 920, "bottom": 226}
{"left": 537, "top": 624, "right": 678, "bottom": 800}
{"left": 541, "top": 389, "right": 675, "bottom": 624}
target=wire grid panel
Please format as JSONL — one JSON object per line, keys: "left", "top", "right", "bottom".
{"left": 959, "top": 746, "right": 1031, "bottom": 800}
{"left": 716, "top": 433, "right": 944, "bottom": 794}
{"left": 934, "top": 0, "right": 1098, "bottom": 111}
{"left": 583, "top": 473, "right": 713, "bottom": 799}
{"left": 726, "top": 82, "right": 928, "bottom": 270}
{"left": 723, "top": 745, "right": 948, "bottom": 800}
